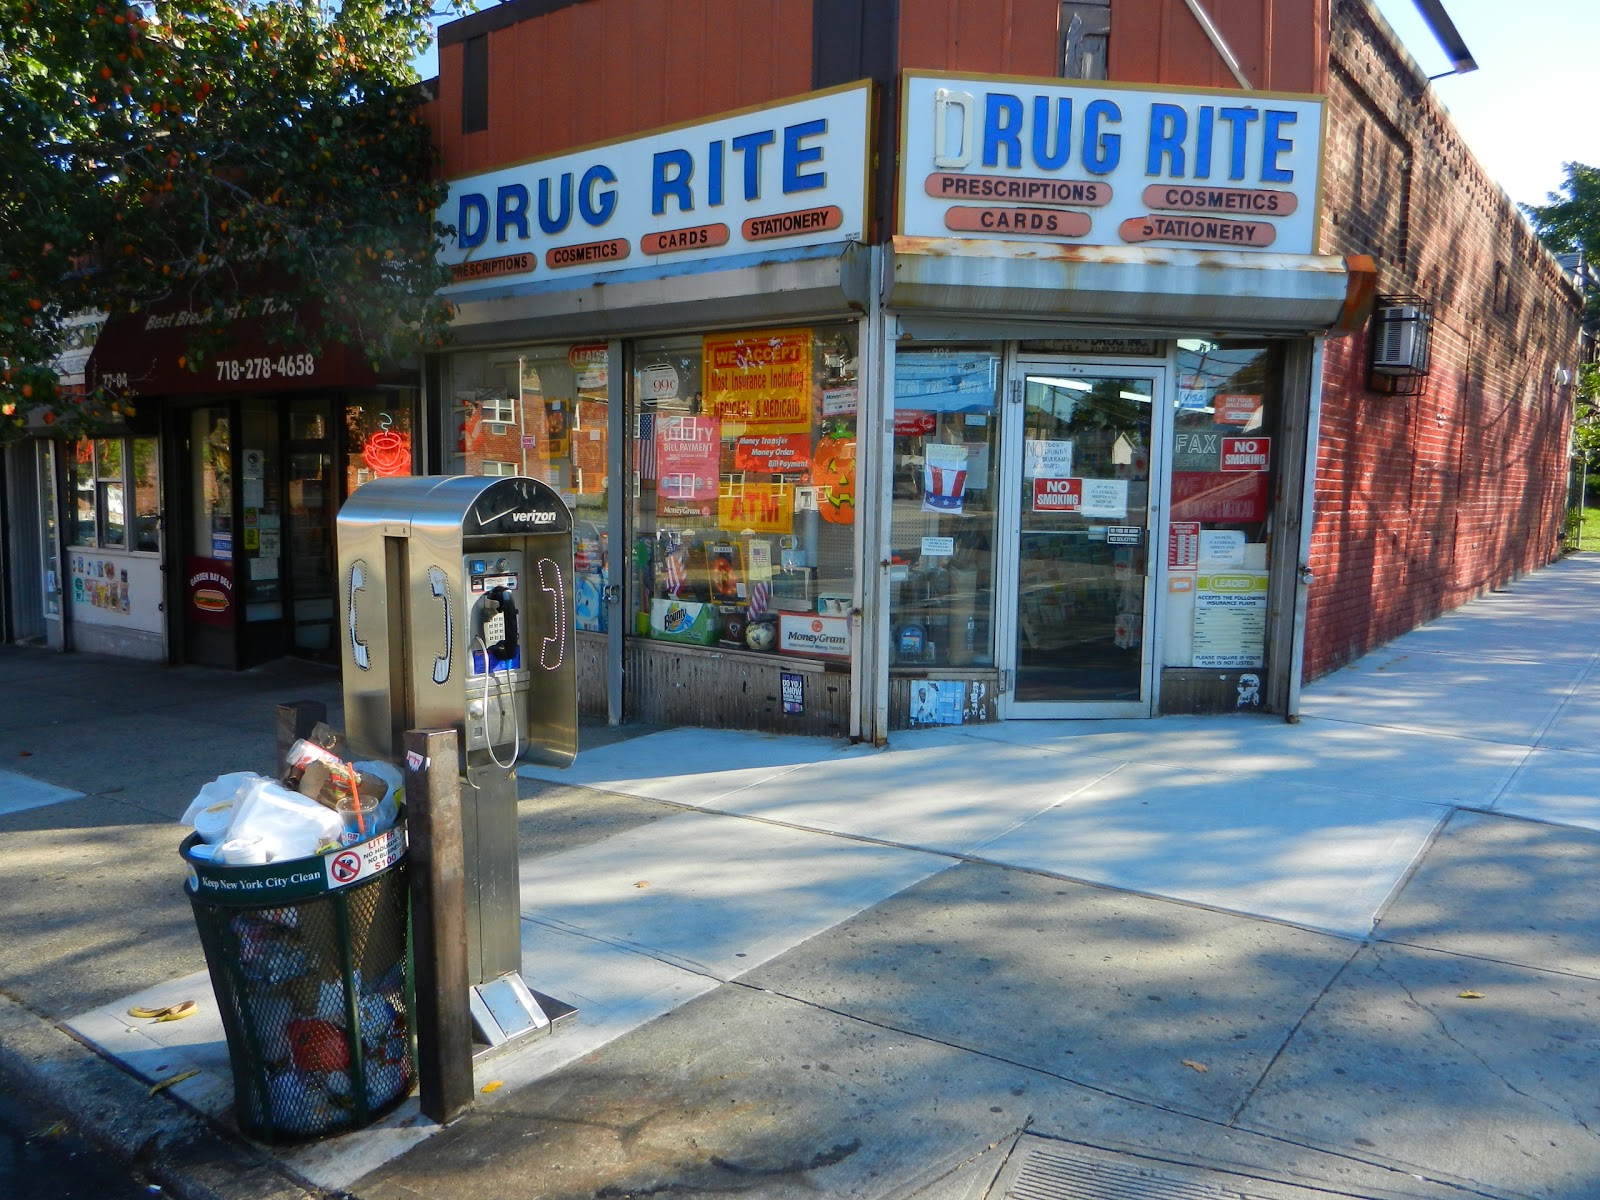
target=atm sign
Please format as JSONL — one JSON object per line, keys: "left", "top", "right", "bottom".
{"left": 1032, "top": 477, "right": 1083, "bottom": 512}
{"left": 1220, "top": 437, "right": 1270, "bottom": 472}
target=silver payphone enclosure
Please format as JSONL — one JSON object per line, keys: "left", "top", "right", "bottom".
{"left": 337, "top": 475, "right": 578, "bottom": 1045}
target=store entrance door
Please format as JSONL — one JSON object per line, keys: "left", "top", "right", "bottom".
{"left": 997, "top": 363, "right": 1165, "bottom": 718}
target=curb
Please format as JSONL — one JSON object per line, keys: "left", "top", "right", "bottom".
{"left": 0, "top": 993, "right": 322, "bottom": 1200}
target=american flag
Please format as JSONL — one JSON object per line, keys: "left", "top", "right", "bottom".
{"left": 664, "top": 545, "right": 686, "bottom": 596}
{"left": 747, "top": 581, "right": 771, "bottom": 617}
{"left": 635, "top": 412, "right": 657, "bottom": 480}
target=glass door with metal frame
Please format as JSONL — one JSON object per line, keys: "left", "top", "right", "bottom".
{"left": 998, "top": 364, "right": 1163, "bottom": 718}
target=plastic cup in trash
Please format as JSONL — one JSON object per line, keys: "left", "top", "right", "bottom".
{"left": 335, "top": 794, "right": 379, "bottom": 846}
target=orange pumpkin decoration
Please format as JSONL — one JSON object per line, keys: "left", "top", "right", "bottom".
{"left": 813, "top": 433, "right": 857, "bottom": 525}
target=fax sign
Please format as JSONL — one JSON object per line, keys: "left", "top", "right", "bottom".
{"left": 1220, "top": 436, "right": 1270, "bottom": 473}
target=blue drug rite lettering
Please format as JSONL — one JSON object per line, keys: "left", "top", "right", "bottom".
{"left": 708, "top": 139, "right": 725, "bottom": 207}
{"left": 1146, "top": 103, "right": 1187, "bottom": 177}
{"left": 982, "top": 92, "right": 1024, "bottom": 168}
{"left": 1195, "top": 107, "right": 1215, "bottom": 180}
{"left": 1032, "top": 96, "right": 1073, "bottom": 170}
{"left": 458, "top": 192, "right": 489, "bottom": 249}
{"left": 538, "top": 173, "right": 573, "bottom": 234}
{"left": 653, "top": 148, "right": 695, "bottom": 215}
{"left": 579, "top": 164, "right": 617, "bottom": 225}
{"left": 1261, "top": 110, "right": 1297, "bottom": 182}
{"left": 731, "top": 129, "right": 776, "bottom": 200}
{"left": 1218, "top": 106, "right": 1259, "bottom": 181}
{"left": 782, "top": 118, "right": 827, "bottom": 193}
{"left": 1083, "top": 99, "right": 1121, "bottom": 174}
{"left": 496, "top": 184, "right": 529, "bottom": 241}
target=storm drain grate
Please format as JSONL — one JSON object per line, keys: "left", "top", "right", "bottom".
{"left": 996, "top": 1138, "right": 1341, "bottom": 1200}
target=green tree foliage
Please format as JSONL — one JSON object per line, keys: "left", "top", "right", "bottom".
{"left": 1573, "top": 362, "right": 1600, "bottom": 473}
{"left": 1523, "top": 162, "right": 1600, "bottom": 324}
{"left": 0, "top": 1, "right": 461, "bottom": 439}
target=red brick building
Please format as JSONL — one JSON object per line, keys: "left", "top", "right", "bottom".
{"left": 1307, "top": 0, "right": 1579, "bottom": 676}
{"left": 407, "top": 0, "right": 1578, "bottom": 738}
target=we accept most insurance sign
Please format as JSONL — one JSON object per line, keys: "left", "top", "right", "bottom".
{"left": 900, "top": 72, "right": 1325, "bottom": 255}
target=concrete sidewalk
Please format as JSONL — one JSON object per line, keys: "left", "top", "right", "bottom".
{"left": 3, "top": 558, "right": 1599, "bottom": 1199}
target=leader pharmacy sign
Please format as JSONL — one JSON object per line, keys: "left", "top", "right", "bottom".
{"left": 900, "top": 73, "right": 1324, "bottom": 255}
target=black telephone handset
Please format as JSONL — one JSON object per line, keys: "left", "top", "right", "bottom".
{"left": 483, "top": 585, "right": 520, "bottom": 663}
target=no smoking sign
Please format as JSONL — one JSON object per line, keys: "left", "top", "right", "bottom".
{"left": 1220, "top": 436, "right": 1270, "bottom": 473}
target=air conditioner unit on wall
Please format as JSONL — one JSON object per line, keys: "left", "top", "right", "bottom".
{"left": 1372, "top": 307, "right": 1425, "bottom": 370}
{"left": 1368, "top": 297, "right": 1434, "bottom": 394}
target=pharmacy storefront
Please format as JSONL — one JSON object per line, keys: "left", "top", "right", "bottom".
{"left": 430, "top": 72, "right": 1371, "bottom": 741}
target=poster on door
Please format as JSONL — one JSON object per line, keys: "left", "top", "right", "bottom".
{"left": 1191, "top": 572, "right": 1269, "bottom": 668}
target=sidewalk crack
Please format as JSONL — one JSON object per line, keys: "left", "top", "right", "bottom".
{"left": 1369, "top": 945, "right": 1598, "bottom": 1138}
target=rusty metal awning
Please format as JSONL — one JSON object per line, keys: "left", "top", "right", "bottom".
{"left": 443, "top": 241, "right": 874, "bottom": 348}
{"left": 886, "top": 236, "right": 1376, "bottom": 338}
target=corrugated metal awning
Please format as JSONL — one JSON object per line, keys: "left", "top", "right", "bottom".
{"left": 886, "top": 236, "right": 1375, "bottom": 338}
{"left": 444, "top": 242, "right": 874, "bottom": 348}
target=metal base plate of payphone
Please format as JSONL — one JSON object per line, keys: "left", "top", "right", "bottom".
{"left": 469, "top": 973, "right": 579, "bottom": 1052}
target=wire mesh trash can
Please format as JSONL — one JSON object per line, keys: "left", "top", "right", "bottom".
{"left": 181, "top": 824, "right": 413, "bottom": 1143}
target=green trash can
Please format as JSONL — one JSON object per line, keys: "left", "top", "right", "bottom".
{"left": 181, "top": 823, "right": 413, "bottom": 1143}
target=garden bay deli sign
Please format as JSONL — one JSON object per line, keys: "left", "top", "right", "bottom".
{"left": 439, "top": 82, "right": 871, "bottom": 292}
{"left": 900, "top": 73, "right": 1323, "bottom": 255}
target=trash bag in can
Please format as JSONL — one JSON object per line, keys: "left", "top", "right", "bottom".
{"left": 181, "top": 823, "right": 413, "bottom": 1143}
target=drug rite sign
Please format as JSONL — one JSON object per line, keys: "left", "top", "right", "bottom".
{"left": 900, "top": 73, "right": 1324, "bottom": 255}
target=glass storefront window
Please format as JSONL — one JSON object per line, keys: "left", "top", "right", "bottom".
{"left": 445, "top": 344, "right": 611, "bottom": 631}
{"left": 70, "top": 440, "right": 96, "bottom": 546}
{"left": 628, "top": 324, "right": 860, "bottom": 657}
{"left": 887, "top": 347, "right": 1002, "bottom": 668}
{"left": 191, "top": 408, "right": 231, "bottom": 559}
{"left": 345, "top": 395, "right": 416, "bottom": 493}
{"left": 132, "top": 438, "right": 159, "bottom": 552}
{"left": 1164, "top": 340, "right": 1283, "bottom": 670}
{"left": 68, "top": 435, "right": 158, "bottom": 554}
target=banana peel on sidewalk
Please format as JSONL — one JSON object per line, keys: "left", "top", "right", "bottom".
{"left": 127, "top": 1000, "right": 197, "bottom": 1023}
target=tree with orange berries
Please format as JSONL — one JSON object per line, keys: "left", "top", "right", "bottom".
{"left": 0, "top": 1, "right": 465, "bottom": 440}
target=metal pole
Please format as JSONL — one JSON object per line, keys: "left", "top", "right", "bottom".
{"left": 405, "top": 727, "right": 474, "bottom": 1125}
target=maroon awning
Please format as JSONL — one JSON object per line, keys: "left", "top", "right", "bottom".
{"left": 86, "top": 295, "right": 378, "bottom": 398}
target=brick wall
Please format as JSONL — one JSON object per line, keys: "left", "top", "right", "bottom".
{"left": 1304, "top": 0, "right": 1582, "bottom": 680}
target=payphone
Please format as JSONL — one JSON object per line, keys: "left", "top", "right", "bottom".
{"left": 337, "top": 475, "right": 577, "bottom": 1046}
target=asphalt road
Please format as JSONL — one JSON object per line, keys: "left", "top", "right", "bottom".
{"left": 0, "top": 1083, "right": 153, "bottom": 1200}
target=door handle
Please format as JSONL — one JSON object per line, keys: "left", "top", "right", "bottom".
{"left": 347, "top": 559, "right": 370, "bottom": 671}
{"left": 427, "top": 565, "right": 453, "bottom": 684}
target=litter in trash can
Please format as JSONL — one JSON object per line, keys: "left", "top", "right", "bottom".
{"left": 181, "top": 770, "right": 412, "bottom": 1143}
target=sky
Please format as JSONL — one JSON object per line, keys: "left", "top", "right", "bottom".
{"left": 1370, "top": 0, "right": 1600, "bottom": 209}
{"left": 414, "top": 1, "right": 1597, "bottom": 211}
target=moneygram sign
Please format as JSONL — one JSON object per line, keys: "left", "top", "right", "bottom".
{"left": 901, "top": 73, "right": 1323, "bottom": 255}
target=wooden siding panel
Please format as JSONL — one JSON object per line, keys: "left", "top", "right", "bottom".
{"left": 1110, "top": 0, "right": 1326, "bottom": 93}
{"left": 440, "top": 1, "right": 817, "bottom": 178}
{"left": 629, "top": 1, "right": 669, "bottom": 131}
{"left": 899, "top": 0, "right": 1059, "bottom": 75}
